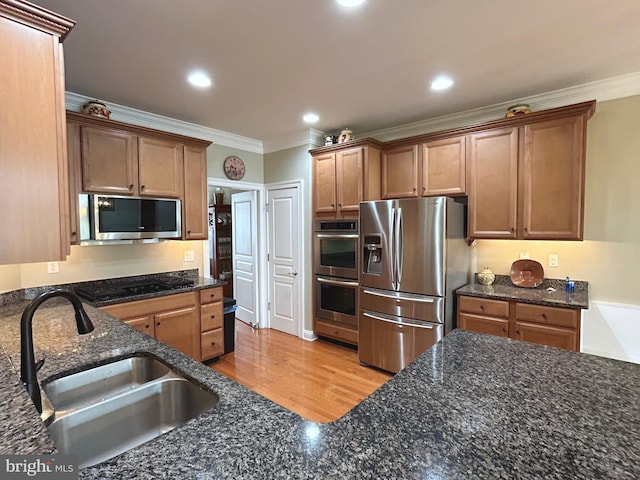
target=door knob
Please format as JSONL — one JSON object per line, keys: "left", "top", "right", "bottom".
{"left": 287, "top": 271, "right": 298, "bottom": 277}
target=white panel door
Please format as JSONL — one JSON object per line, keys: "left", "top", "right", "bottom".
{"left": 268, "top": 186, "right": 300, "bottom": 336}
{"left": 232, "top": 191, "right": 258, "bottom": 328}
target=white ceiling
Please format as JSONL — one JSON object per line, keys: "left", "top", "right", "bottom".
{"left": 30, "top": 0, "right": 640, "bottom": 144}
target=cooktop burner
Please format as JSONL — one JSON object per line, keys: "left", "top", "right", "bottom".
{"left": 75, "top": 277, "right": 195, "bottom": 302}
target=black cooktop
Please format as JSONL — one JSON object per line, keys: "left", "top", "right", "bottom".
{"left": 75, "top": 277, "right": 195, "bottom": 302}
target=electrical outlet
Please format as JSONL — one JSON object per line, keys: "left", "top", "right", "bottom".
{"left": 519, "top": 252, "right": 530, "bottom": 259}
{"left": 183, "top": 250, "right": 195, "bottom": 262}
{"left": 548, "top": 254, "right": 559, "bottom": 267}
{"left": 47, "top": 262, "right": 59, "bottom": 274}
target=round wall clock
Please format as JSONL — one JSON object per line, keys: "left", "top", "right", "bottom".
{"left": 223, "top": 155, "right": 246, "bottom": 180}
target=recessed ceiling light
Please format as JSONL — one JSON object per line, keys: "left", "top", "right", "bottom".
{"left": 187, "top": 71, "right": 212, "bottom": 88}
{"left": 337, "top": 0, "right": 366, "bottom": 7}
{"left": 431, "top": 75, "right": 454, "bottom": 91}
{"left": 303, "top": 113, "right": 319, "bottom": 123}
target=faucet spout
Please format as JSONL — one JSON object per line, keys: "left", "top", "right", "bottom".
{"left": 20, "top": 288, "right": 95, "bottom": 413}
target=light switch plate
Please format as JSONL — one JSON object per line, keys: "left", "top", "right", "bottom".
{"left": 47, "top": 262, "right": 59, "bottom": 274}
{"left": 519, "top": 252, "right": 530, "bottom": 259}
{"left": 184, "top": 250, "right": 195, "bottom": 262}
{"left": 548, "top": 254, "right": 559, "bottom": 267}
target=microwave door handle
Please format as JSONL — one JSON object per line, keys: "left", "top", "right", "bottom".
{"left": 316, "top": 277, "right": 359, "bottom": 287}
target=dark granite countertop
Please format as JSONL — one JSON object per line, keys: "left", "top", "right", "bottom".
{"left": 0, "top": 269, "right": 226, "bottom": 309}
{"left": 1, "top": 297, "right": 638, "bottom": 479}
{"left": 457, "top": 275, "right": 589, "bottom": 309}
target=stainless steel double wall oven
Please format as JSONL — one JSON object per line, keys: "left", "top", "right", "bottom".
{"left": 313, "top": 220, "right": 359, "bottom": 328}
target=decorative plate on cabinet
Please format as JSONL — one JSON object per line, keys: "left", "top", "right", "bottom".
{"left": 510, "top": 259, "right": 544, "bottom": 288}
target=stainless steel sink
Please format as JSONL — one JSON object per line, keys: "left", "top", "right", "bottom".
{"left": 42, "top": 355, "right": 219, "bottom": 468}
{"left": 43, "top": 356, "right": 171, "bottom": 412}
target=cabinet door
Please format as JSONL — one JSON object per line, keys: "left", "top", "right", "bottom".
{"left": 520, "top": 115, "right": 586, "bottom": 240}
{"left": 381, "top": 144, "right": 419, "bottom": 198}
{"left": 0, "top": 12, "right": 70, "bottom": 264}
{"left": 514, "top": 321, "right": 578, "bottom": 351}
{"left": 183, "top": 145, "right": 208, "bottom": 240}
{"left": 314, "top": 153, "right": 337, "bottom": 213}
{"left": 422, "top": 136, "right": 466, "bottom": 196}
{"left": 137, "top": 136, "right": 183, "bottom": 198}
{"left": 458, "top": 313, "right": 509, "bottom": 338}
{"left": 468, "top": 127, "right": 519, "bottom": 238}
{"left": 336, "top": 148, "right": 363, "bottom": 213}
{"left": 67, "top": 122, "right": 82, "bottom": 245}
{"left": 125, "top": 316, "right": 155, "bottom": 337}
{"left": 154, "top": 306, "right": 199, "bottom": 359}
{"left": 81, "top": 125, "right": 138, "bottom": 195}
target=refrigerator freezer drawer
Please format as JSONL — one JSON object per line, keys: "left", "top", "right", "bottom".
{"left": 359, "top": 287, "right": 444, "bottom": 324}
{"left": 358, "top": 310, "right": 443, "bottom": 373}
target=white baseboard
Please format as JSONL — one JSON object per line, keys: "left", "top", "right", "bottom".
{"left": 302, "top": 328, "right": 318, "bottom": 342}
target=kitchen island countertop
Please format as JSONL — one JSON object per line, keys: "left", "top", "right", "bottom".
{"left": 1, "top": 298, "right": 638, "bottom": 479}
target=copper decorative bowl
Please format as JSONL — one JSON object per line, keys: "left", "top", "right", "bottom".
{"left": 510, "top": 259, "right": 544, "bottom": 288}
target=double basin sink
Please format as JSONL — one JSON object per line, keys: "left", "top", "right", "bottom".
{"left": 42, "top": 354, "right": 219, "bottom": 468}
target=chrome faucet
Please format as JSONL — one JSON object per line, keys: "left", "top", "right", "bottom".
{"left": 20, "top": 288, "right": 94, "bottom": 413}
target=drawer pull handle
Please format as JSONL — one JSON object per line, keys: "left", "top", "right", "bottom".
{"left": 542, "top": 313, "right": 547, "bottom": 319}
{"left": 480, "top": 305, "right": 485, "bottom": 310}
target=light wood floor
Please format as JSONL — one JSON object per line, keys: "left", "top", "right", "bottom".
{"left": 210, "top": 320, "right": 392, "bottom": 423}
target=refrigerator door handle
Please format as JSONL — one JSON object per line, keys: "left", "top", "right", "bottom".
{"left": 390, "top": 206, "right": 397, "bottom": 290}
{"left": 396, "top": 206, "right": 403, "bottom": 285}
{"left": 362, "top": 311, "right": 435, "bottom": 329}
{"left": 315, "top": 234, "right": 359, "bottom": 239}
{"left": 362, "top": 288, "right": 436, "bottom": 302}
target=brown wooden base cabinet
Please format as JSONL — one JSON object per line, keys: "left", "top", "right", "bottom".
{"left": 101, "top": 292, "right": 200, "bottom": 359}
{"left": 199, "top": 287, "right": 224, "bottom": 360}
{"left": 457, "top": 295, "right": 580, "bottom": 351}
{"left": 314, "top": 319, "right": 358, "bottom": 346}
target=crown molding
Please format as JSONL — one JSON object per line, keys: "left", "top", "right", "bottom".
{"left": 362, "top": 71, "right": 640, "bottom": 141}
{"left": 263, "top": 128, "right": 325, "bottom": 154}
{"left": 65, "top": 92, "right": 264, "bottom": 154}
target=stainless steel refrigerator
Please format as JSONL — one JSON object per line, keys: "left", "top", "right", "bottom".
{"left": 358, "top": 197, "right": 470, "bottom": 373}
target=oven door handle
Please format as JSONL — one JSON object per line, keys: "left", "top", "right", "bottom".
{"left": 362, "top": 311, "right": 435, "bottom": 329}
{"left": 315, "top": 234, "right": 359, "bottom": 239}
{"left": 316, "top": 277, "right": 359, "bottom": 287}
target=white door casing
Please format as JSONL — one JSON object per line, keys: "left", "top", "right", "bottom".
{"left": 267, "top": 184, "right": 301, "bottom": 337}
{"left": 232, "top": 190, "right": 259, "bottom": 328}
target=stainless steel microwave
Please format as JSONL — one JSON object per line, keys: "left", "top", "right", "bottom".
{"left": 79, "top": 194, "right": 182, "bottom": 243}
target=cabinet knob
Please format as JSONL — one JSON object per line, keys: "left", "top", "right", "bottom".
{"left": 524, "top": 227, "right": 528, "bottom": 232}
{"left": 187, "top": 230, "right": 191, "bottom": 235}
{"left": 542, "top": 313, "right": 547, "bottom": 319}
{"left": 211, "top": 342, "right": 216, "bottom": 346}
{"left": 156, "top": 322, "right": 160, "bottom": 326}
{"left": 480, "top": 304, "right": 485, "bottom": 310}
{"left": 71, "top": 231, "right": 77, "bottom": 239}
{"left": 338, "top": 203, "right": 342, "bottom": 207}
{"left": 129, "top": 184, "right": 134, "bottom": 190}
{"left": 412, "top": 188, "right": 416, "bottom": 192}
{"left": 331, "top": 203, "right": 335, "bottom": 207}
{"left": 502, "top": 327, "right": 507, "bottom": 333}
{"left": 211, "top": 315, "right": 216, "bottom": 319}
{"left": 510, "top": 227, "right": 515, "bottom": 233}
{"left": 141, "top": 185, "right": 145, "bottom": 191}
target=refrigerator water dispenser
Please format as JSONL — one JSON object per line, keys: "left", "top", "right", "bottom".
{"left": 363, "top": 235, "right": 382, "bottom": 274}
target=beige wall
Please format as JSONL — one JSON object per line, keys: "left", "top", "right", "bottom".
{"left": 264, "top": 145, "right": 314, "bottom": 331}
{"left": 207, "top": 144, "right": 264, "bottom": 184}
{"left": 475, "top": 95, "right": 640, "bottom": 304}
{"left": 0, "top": 241, "right": 205, "bottom": 293}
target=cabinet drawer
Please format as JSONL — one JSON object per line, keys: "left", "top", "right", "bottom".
{"left": 315, "top": 320, "right": 358, "bottom": 345}
{"left": 458, "top": 313, "right": 509, "bottom": 337}
{"left": 201, "top": 329, "right": 224, "bottom": 360}
{"left": 458, "top": 296, "right": 510, "bottom": 319}
{"left": 515, "top": 303, "right": 579, "bottom": 329}
{"left": 200, "top": 287, "right": 223, "bottom": 305}
{"left": 101, "top": 291, "right": 196, "bottom": 320}
{"left": 201, "top": 302, "right": 223, "bottom": 332}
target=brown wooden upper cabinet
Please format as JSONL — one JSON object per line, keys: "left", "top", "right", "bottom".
{"left": 381, "top": 136, "right": 466, "bottom": 199}
{"left": 311, "top": 140, "right": 382, "bottom": 218}
{"left": 0, "top": 0, "right": 74, "bottom": 265}
{"left": 79, "top": 125, "right": 183, "bottom": 198}
{"left": 468, "top": 105, "right": 593, "bottom": 240}
{"left": 66, "top": 112, "right": 211, "bottom": 242}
